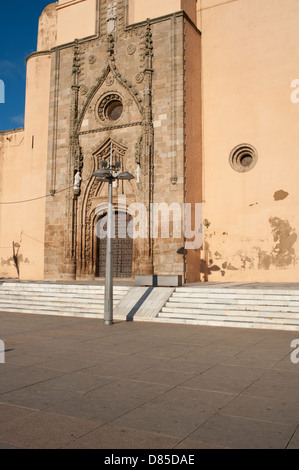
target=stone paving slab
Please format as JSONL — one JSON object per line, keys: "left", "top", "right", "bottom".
{"left": 0, "top": 311, "right": 299, "bottom": 449}
{"left": 187, "top": 414, "right": 294, "bottom": 449}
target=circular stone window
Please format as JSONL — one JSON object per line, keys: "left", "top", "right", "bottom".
{"left": 229, "top": 144, "right": 258, "bottom": 173}
{"left": 98, "top": 94, "right": 123, "bottom": 122}
{"left": 105, "top": 100, "right": 123, "bottom": 121}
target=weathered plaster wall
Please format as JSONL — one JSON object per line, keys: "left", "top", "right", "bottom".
{"left": 0, "top": 130, "right": 25, "bottom": 279}
{"left": 37, "top": 2, "right": 58, "bottom": 51}
{"left": 56, "top": 0, "right": 97, "bottom": 45}
{"left": 129, "top": 0, "right": 197, "bottom": 24}
{"left": 0, "top": 52, "right": 51, "bottom": 280}
{"left": 199, "top": 0, "right": 299, "bottom": 281}
{"left": 21, "top": 54, "right": 51, "bottom": 280}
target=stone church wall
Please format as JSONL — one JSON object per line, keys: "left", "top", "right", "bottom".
{"left": 2, "top": 0, "right": 299, "bottom": 283}
{"left": 43, "top": 1, "right": 199, "bottom": 281}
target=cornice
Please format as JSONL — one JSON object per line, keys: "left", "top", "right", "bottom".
{"left": 0, "top": 127, "right": 24, "bottom": 135}
{"left": 26, "top": 9, "right": 201, "bottom": 63}
{"left": 56, "top": 0, "right": 87, "bottom": 11}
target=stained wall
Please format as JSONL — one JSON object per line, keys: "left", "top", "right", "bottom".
{"left": 198, "top": 0, "right": 299, "bottom": 281}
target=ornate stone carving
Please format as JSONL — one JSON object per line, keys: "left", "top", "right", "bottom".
{"left": 72, "top": 40, "right": 80, "bottom": 76}
{"left": 80, "top": 85, "right": 88, "bottom": 96}
{"left": 77, "top": 66, "right": 110, "bottom": 128}
{"left": 74, "top": 144, "right": 84, "bottom": 173}
{"left": 125, "top": 98, "right": 133, "bottom": 107}
{"left": 84, "top": 180, "right": 98, "bottom": 265}
{"left": 88, "top": 54, "right": 96, "bottom": 64}
{"left": 74, "top": 171, "right": 82, "bottom": 190}
{"left": 79, "top": 122, "right": 142, "bottom": 136}
{"left": 106, "top": 74, "right": 115, "bottom": 86}
{"left": 70, "top": 40, "right": 84, "bottom": 203}
{"left": 82, "top": 138, "right": 128, "bottom": 268}
{"left": 135, "top": 72, "right": 144, "bottom": 84}
{"left": 107, "top": 34, "right": 115, "bottom": 58}
{"left": 97, "top": 93, "right": 123, "bottom": 122}
{"left": 127, "top": 44, "right": 136, "bottom": 55}
{"left": 144, "top": 22, "right": 154, "bottom": 64}
{"left": 94, "top": 138, "right": 127, "bottom": 168}
{"left": 135, "top": 134, "right": 143, "bottom": 164}
{"left": 136, "top": 164, "right": 141, "bottom": 183}
{"left": 107, "top": 2, "right": 117, "bottom": 34}
{"left": 73, "top": 171, "right": 82, "bottom": 196}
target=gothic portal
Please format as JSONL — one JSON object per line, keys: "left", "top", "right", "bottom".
{"left": 43, "top": 0, "right": 202, "bottom": 282}
{"left": 96, "top": 212, "right": 133, "bottom": 278}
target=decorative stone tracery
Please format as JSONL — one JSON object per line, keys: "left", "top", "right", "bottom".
{"left": 79, "top": 138, "right": 128, "bottom": 275}
{"left": 97, "top": 93, "right": 123, "bottom": 122}
{"left": 59, "top": 0, "right": 157, "bottom": 279}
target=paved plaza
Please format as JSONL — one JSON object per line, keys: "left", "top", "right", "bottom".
{"left": 0, "top": 310, "right": 299, "bottom": 449}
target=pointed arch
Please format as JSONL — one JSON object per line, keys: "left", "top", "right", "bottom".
{"left": 76, "top": 61, "right": 143, "bottom": 133}
{"left": 92, "top": 137, "right": 128, "bottom": 169}
{"left": 76, "top": 65, "right": 110, "bottom": 132}
{"left": 78, "top": 137, "right": 129, "bottom": 275}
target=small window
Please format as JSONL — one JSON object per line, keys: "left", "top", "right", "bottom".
{"left": 105, "top": 100, "right": 123, "bottom": 121}
{"left": 98, "top": 94, "right": 123, "bottom": 122}
{"left": 229, "top": 144, "right": 258, "bottom": 173}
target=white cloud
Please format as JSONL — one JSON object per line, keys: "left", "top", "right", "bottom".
{"left": 10, "top": 114, "right": 24, "bottom": 126}
{"left": 0, "top": 60, "right": 25, "bottom": 80}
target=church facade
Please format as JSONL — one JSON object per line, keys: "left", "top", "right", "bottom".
{"left": 1, "top": 0, "right": 299, "bottom": 284}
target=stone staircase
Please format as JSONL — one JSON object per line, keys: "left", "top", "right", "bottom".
{"left": 0, "top": 282, "right": 131, "bottom": 319}
{"left": 1, "top": 282, "right": 299, "bottom": 331}
{"left": 157, "top": 286, "right": 299, "bottom": 331}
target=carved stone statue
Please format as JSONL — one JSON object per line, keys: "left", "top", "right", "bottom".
{"left": 107, "top": 2, "right": 117, "bottom": 34}
{"left": 136, "top": 164, "right": 141, "bottom": 183}
{"left": 74, "top": 171, "right": 82, "bottom": 190}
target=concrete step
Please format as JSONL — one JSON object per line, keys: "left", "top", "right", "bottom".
{"left": 161, "top": 305, "right": 299, "bottom": 319}
{"left": 0, "top": 282, "right": 131, "bottom": 318}
{"left": 0, "top": 304, "right": 104, "bottom": 319}
{"left": 171, "top": 291, "right": 299, "bottom": 301}
{"left": 0, "top": 300, "right": 119, "bottom": 312}
{"left": 159, "top": 310, "right": 299, "bottom": 325}
{"left": 0, "top": 298, "right": 120, "bottom": 310}
{"left": 175, "top": 287, "right": 299, "bottom": 296}
{"left": 156, "top": 316, "right": 299, "bottom": 331}
{"left": 0, "top": 292, "right": 125, "bottom": 303}
{"left": 160, "top": 307, "right": 299, "bottom": 322}
{"left": 164, "top": 301, "right": 299, "bottom": 313}
{"left": 0, "top": 285, "right": 129, "bottom": 294}
{"left": 169, "top": 292, "right": 299, "bottom": 306}
{"left": 156, "top": 286, "right": 299, "bottom": 331}
{"left": 2, "top": 282, "right": 299, "bottom": 331}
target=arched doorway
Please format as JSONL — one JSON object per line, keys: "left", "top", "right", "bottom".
{"left": 96, "top": 212, "right": 133, "bottom": 279}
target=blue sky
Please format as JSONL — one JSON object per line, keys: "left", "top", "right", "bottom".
{"left": 0, "top": 0, "right": 52, "bottom": 131}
